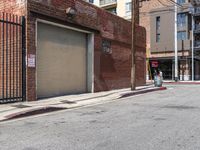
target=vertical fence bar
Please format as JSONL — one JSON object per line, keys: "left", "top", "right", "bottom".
{"left": 21, "top": 16, "right": 26, "bottom": 101}
{"left": 16, "top": 15, "right": 18, "bottom": 101}
{"left": 19, "top": 17, "right": 21, "bottom": 99}
{"left": 2, "top": 13, "right": 5, "bottom": 100}
{"left": 0, "top": 13, "right": 25, "bottom": 103}
{"left": 6, "top": 13, "right": 8, "bottom": 100}
{"left": 0, "top": 13, "right": 2, "bottom": 101}
{"left": 0, "top": 13, "right": 1, "bottom": 100}
{"left": 9, "top": 14, "right": 12, "bottom": 100}
{"left": 12, "top": 15, "right": 15, "bottom": 98}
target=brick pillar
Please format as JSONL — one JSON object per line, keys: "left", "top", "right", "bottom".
{"left": 26, "top": 12, "right": 37, "bottom": 101}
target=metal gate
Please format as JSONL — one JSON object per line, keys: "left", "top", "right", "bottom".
{"left": 0, "top": 12, "right": 26, "bottom": 103}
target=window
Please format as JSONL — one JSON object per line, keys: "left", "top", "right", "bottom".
{"left": 177, "top": 0, "right": 185, "bottom": 4}
{"left": 195, "top": 7, "right": 200, "bottom": 14}
{"left": 156, "top": 34, "right": 160, "bottom": 42}
{"left": 125, "top": 2, "right": 132, "bottom": 16}
{"left": 156, "top": 16, "right": 160, "bottom": 42}
{"left": 156, "top": 16, "right": 160, "bottom": 30}
{"left": 177, "top": 13, "right": 186, "bottom": 28}
{"left": 89, "top": 0, "right": 94, "bottom": 3}
{"left": 177, "top": 31, "right": 187, "bottom": 40}
{"left": 107, "top": 7, "right": 117, "bottom": 14}
{"left": 125, "top": 2, "right": 132, "bottom": 13}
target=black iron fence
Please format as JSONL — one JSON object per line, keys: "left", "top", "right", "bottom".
{"left": 0, "top": 12, "right": 26, "bottom": 103}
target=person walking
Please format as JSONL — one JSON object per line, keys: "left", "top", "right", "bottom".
{"left": 159, "top": 70, "right": 163, "bottom": 82}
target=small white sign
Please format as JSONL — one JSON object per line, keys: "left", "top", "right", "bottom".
{"left": 28, "top": 54, "right": 36, "bottom": 68}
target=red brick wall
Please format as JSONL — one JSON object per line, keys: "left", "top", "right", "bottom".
{"left": 94, "top": 32, "right": 146, "bottom": 92}
{"left": 94, "top": 36, "right": 132, "bottom": 92}
{"left": 0, "top": 0, "right": 26, "bottom": 16}
{"left": 0, "top": 0, "right": 146, "bottom": 101}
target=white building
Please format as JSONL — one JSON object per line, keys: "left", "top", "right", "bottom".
{"left": 84, "top": 0, "right": 132, "bottom": 20}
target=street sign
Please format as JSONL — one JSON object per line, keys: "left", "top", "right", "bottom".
{"left": 151, "top": 61, "right": 158, "bottom": 68}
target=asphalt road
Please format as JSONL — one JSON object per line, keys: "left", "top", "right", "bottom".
{"left": 1, "top": 84, "right": 200, "bottom": 150}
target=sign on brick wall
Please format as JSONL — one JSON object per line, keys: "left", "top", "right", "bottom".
{"left": 27, "top": 54, "right": 36, "bottom": 68}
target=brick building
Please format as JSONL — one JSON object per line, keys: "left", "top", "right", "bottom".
{"left": 94, "top": 0, "right": 200, "bottom": 81}
{"left": 0, "top": 0, "right": 146, "bottom": 102}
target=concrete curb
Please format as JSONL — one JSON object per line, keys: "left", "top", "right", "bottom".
{"left": 0, "top": 86, "right": 167, "bottom": 122}
{"left": 119, "top": 87, "right": 167, "bottom": 98}
{"left": 163, "top": 82, "right": 200, "bottom": 85}
{"left": 3, "top": 106, "right": 67, "bottom": 121}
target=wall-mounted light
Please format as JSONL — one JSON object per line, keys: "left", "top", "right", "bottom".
{"left": 66, "top": 7, "right": 76, "bottom": 19}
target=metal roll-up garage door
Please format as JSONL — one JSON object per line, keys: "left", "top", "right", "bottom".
{"left": 37, "top": 22, "right": 87, "bottom": 99}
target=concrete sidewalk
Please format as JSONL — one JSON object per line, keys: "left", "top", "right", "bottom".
{"left": 0, "top": 85, "right": 166, "bottom": 122}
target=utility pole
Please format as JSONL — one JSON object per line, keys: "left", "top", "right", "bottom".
{"left": 174, "top": 0, "right": 178, "bottom": 82}
{"left": 192, "top": 14, "right": 194, "bottom": 81}
{"left": 174, "top": 0, "right": 178, "bottom": 81}
{"left": 131, "top": 0, "right": 139, "bottom": 90}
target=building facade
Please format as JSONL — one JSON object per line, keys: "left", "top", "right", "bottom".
{"left": 93, "top": 0, "right": 200, "bottom": 81}
{"left": 148, "top": 0, "right": 200, "bottom": 81}
{"left": 149, "top": 2, "right": 192, "bottom": 80}
{"left": 84, "top": 0, "right": 132, "bottom": 19}
{"left": 191, "top": 0, "right": 200, "bottom": 80}
{"left": 0, "top": 0, "right": 146, "bottom": 102}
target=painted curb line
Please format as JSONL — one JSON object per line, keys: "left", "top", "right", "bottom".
{"left": 2, "top": 106, "right": 67, "bottom": 122}
{"left": 119, "top": 87, "right": 167, "bottom": 98}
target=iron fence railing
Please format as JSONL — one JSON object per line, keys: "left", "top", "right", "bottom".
{"left": 0, "top": 12, "right": 26, "bottom": 103}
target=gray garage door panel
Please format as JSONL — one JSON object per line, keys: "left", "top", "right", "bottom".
{"left": 37, "top": 22, "right": 87, "bottom": 99}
